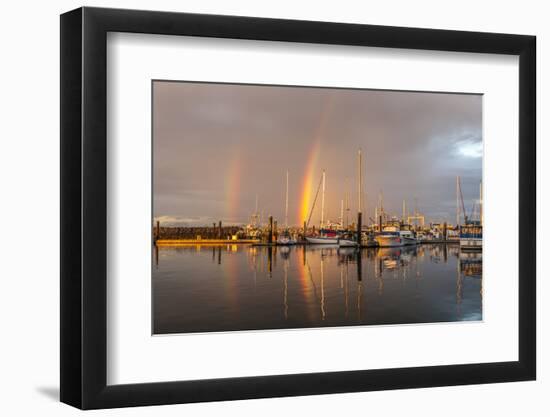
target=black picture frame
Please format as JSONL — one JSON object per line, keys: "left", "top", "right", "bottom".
{"left": 60, "top": 6, "right": 536, "bottom": 410}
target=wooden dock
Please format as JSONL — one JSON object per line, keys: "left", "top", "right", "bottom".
{"left": 419, "top": 239, "right": 459, "bottom": 244}
{"left": 155, "top": 239, "right": 260, "bottom": 246}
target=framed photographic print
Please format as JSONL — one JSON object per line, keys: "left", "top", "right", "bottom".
{"left": 60, "top": 6, "right": 536, "bottom": 409}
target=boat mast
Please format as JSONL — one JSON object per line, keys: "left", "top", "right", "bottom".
{"left": 251, "top": 194, "right": 260, "bottom": 226}
{"left": 340, "top": 199, "right": 344, "bottom": 229}
{"left": 456, "top": 176, "right": 460, "bottom": 226}
{"left": 345, "top": 177, "right": 350, "bottom": 228}
{"left": 402, "top": 199, "right": 406, "bottom": 223}
{"left": 456, "top": 176, "right": 467, "bottom": 224}
{"left": 285, "top": 170, "right": 289, "bottom": 229}
{"left": 357, "top": 149, "right": 363, "bottom": 245}
{"left": 479, "top": 179, "right": 483, "bottom": 226}
{"left": 321, "top": 170, "right": 326, "bottom": 229}
{"left": 378, "top": 190, "right": 384, "bottom": 220}
{"left": 358, "top": 150, "right": 362, "bottom": 214}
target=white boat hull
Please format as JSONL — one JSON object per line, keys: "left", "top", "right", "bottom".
{"left": 402, "top": 236, "right": 418, "bottom": 246}
{"left": 277, "top": 237, "right": 297, "bottom": 245}
{"left": 460, "top": 238, "right": 482, "bottom": 251}
{"left": 375, "top": 235, "right": 404, "bottom": 247}
{"left": 306, "top": 236, "right": 339, "bottom": 245}
{"left": 338, "top": 239, "right": 358, "bottom": 247}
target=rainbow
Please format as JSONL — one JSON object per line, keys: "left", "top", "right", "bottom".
{"left": 298, "top": 96, "right": 333, "bottom": 225}
{"left": 224, "top": 150, "right": 241, "bottom": 223}
{"left": 298, "top": 141, "right": 320, "bottom": 224}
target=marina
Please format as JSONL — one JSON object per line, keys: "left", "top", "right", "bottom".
{"left": 152, "top": 81, "right": 483, "bottom": 334}
{"left": 152, "top": 165, "right": 483, "bottom": 334}
{"left": 153, "top": 154, "right": 482, "bottom": 252}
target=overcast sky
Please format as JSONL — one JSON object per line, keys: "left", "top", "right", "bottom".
{"left": 153, "top": 81, "right": 482, "bottom": 227}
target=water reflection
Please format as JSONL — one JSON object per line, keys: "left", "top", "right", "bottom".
{"left": 153, "top": 243, "right": 482, "bottom": 334}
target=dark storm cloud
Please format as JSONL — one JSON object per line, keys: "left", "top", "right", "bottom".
{"left": 153, "top": 81, "right": 482, "bottom": 226}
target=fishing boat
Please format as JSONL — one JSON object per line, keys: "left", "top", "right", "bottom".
{"left": 459, "top": 222, "right": 482, "bottom": 251}
{"left": 399, "top": 230, "right": 418, "bottom": 245}
{"left": 375, "top": 221, "right": 403, "bottom": 247}
{"left": 375, "top": 229, "right": 403, "bottom": 247}
{"left": 375, "top": 218, "right": 418, "bottom": 247}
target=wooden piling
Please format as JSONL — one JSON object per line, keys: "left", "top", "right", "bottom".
{"left": 303, "top": 221, "right": 307, "bottom": 241}
{"left": 267, "top": 246, "right": 273, "bottom": 275}
{"left": 274, "top": 220, "right": 278, "bottom": 242}
{"left": 155, "top": 220, "right": 160, "bottom": 243}
{"left": 268, "top": 216, "right": 273, "bottom": 244}
{"left": 356, "top": 212, "right": 362, "bottom": 245}
{"left": 357, "top": 251, "right": 363, "bottom": 281}
{"left": 218, "top": 221, "right": 222, "bottom": 239}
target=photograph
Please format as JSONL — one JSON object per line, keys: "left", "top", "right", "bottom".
{"left": 152, "top": 81, "right": 483, "bottom": 335}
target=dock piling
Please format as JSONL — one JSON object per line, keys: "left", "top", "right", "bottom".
{"left": 268, "top": 216, "right": 273, "bottom": 244}
{"left": 155, "top": 220, "right": 160, "bottom": 243}
{"left": 356, "top": 212, "right": 362, "bottom": 245}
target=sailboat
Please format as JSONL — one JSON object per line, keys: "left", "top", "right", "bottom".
{"left": 306, "top": 235, "right": 339, "bottom": 244}
{"left": 339, "top": 150, "right": 363, "bottom": 248}
{"left": 277, "top": 170, "right": 297, "bottom": 245}
{"left": 459, "top": 178, "right": 483, "bottom": 251}
{"left": 338, "top": 236, "right": 358, "bottom": 247}
{"left": 306, "top": 170, "right": 339, "bottom": 244}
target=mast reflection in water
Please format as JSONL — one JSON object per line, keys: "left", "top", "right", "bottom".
{"left": 153, "top": 244, "right": 482, "bottom": 334}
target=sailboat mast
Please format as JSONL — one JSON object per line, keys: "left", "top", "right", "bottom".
{"left": 357, "top": 149, "right": 362, "bottom": 214}
{"left": 340, "top": 199, "right": 344, "bottom": 229}
{"left": 456, "top": 176, "right": 460, "bottom": 226}
{"left": 479, "top": 179, "right": 483, "bottom": 226}
{"left": 321, "top": 170, "right": 326, "bottom": 229}
{"left": 285, "top": 170, "right": 289, "bottom": 229}
{"left": 356, "top": 149, "right": 363, "bottom": 245}
{"left": 345, "top": 178, "right": 350, "bottom": 228}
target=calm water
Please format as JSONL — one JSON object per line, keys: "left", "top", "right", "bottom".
{"left": 153, "top": 244, "right": 482, "bottom": 334}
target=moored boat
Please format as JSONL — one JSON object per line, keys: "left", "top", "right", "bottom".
{"left": 306, "top": 229, "right": 339, "bottom": 244}
{"left": 277, "top": 233, "right": 297, "bottom": 245}
{"left": 459, "top": 222, "right": 482, "bottom": 251}
{"left": 375, "top": 221, "right": 404, "bottom": 247}
{"left": 399, "top": 230, "right": 418, "bottom": 245}
{"left": 338, "top": 238, "right": 358, "bottom": 247}
{"left": 375, "top": 231, "right": 403, "bottom": 247}
{"left": 306, "top": 236, "right": 339, "bottom": 244}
